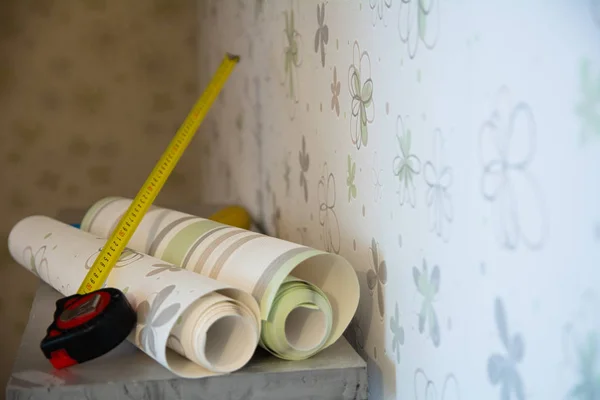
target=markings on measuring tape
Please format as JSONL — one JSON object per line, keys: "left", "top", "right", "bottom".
{"left": 77, "top": 53, "right": 240, "bottom": 295}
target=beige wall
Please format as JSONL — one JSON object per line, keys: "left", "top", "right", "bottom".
{"left": 0, "top": 0, "right": 201, "bottom": 389}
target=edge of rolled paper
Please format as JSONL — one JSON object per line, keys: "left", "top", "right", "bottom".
{"left": 258, "top": 249, "right": 360, "bottom": 351}
{"left": 81, "top": 197, "right": 360, "bottom": 355}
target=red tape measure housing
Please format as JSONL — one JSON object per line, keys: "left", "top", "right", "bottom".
{"left": 41, "top": 288, "right": 136, "bottom": 369}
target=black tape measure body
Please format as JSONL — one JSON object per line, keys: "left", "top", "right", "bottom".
{"left": 41, "top": 288, "right": 136, "bottom": 369}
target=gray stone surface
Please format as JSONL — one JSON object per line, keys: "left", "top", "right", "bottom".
{"left": 6, "top": 282, "right": 367, "bottom": 400}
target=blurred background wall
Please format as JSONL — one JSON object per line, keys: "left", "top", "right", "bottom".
{"left": 0, "top": 0, "right": 201, "bottom": 389}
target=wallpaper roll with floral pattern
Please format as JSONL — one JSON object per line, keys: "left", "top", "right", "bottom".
{"left": 8, "top": 216, "right": 262, "bottom": 377}
{"left": 196, "top": 0, "right": 600, "bottom": 399}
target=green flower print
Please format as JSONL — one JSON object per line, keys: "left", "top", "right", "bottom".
{"left": 390, "top": 302, "right": 405, "bottom": 364}
{"left": 398, "top": 0, "right": 440, "bottom": 59}
{"left": 487, "top": 298, "right": 525, "bottom": 400}
{"left": 367, "top": 238, "right": 387, "bottom": 319}
{"left": 137, "top": 285, "right": 181, "bottom": 357}
{"left": 347, "top": 154, "right": 357, "bottom": 202}
{"left": 283, "top": 6, "right": 302, "bottom": 105}
{"left": 569, "top": 332, "right": 600, "bottom": 399}
{"left": 22, "top": 246, "right": 49, "bottom": 282}
{"left": 318, "top": 163, "right": 340, "bottom": 254}
{"left": 413, "top": 259, "right": 440, "bottom": 347}
{"left": 393, "top": 115, "right": 421, "bottom": 207}
{"left": 348, "top": 41, "right": 374, "bottom": 150}
{"left": 575, "top": 59, "right": 600, "bottom": 143}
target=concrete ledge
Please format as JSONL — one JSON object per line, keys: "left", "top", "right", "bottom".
{"left": 6, "top": 283, "right": 367, "bottom": 400}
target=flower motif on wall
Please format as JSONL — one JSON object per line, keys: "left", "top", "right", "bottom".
{"left": 347, "top": 154, "right": 357, "bottom": 202}
{"left": 23, "top": 245, "right": 50, "bottom": 282}
{"left": 424, "top": 129, "right": 453, "bottom": 241}
{"left": 561, "top": 289, "right": 600, "bottom": 400}
{"left": 413, "top": 259, "right": 440, "bottom": 347}
{"left": 575, "top": 59, "right": 600, "bottom": 143}
{"left": 393, "top": 115, "right": 421, "bottom": 207}
{"left": 398, "top": 0, "right": 440, "bottom": 59}
{"left": 414, "top": 369, "right": 461, "bottom": 400}
{"left": 367, "top": 238, "right": 387, "bottom": 320}
{"left": 348, "top": 41, "right": 374, "bottom": 150}
{"left": 318, "top": 163, "right": 340, "bottom": 254}
{"left": 331, "top": 67, "right": 341, "bottom": 116}
{"left": 282, "top": 5, "right": 302, "bottom": 113}
{"left": 568, "top": 331, "right": 600, "bottom": 399}
{"left": 487, "top": 297, "right": 525, "bottom": 400}
{"left": 479, "top": 88, "right": 546, "bottom": 250}
{"left": 314, "top": 3, "right": 329, "bottom": 67}
{"left": 284, "top": 152, "right": 291, "bottom": 196}
{"left": 369, "top": 0, "right": 392, "bottom": 26}
{"left": 372, "top": 152, "right": 384, "bottom": 202}
{"left": 390, "top": 302, "right": 405, "bottom": 364}
{"left": 299, "top": 135, "right": 310, "bottom": 202}
{"left": 271, "top": 193, "right": 282, "bottom": 238}
{"left": 137, "top": 285, "right": 181, "bottom": 357}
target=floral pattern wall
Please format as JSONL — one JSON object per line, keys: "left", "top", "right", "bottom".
{"left": 198, "top": 0, "right": 600, "bottom": 399}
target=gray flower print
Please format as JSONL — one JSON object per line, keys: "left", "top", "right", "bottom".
{"left": 145, "top": 263, "right": 182, "bottom": 277}
{"left": 390, "top": 302, "right": 404, "bottom": 364}
{"left": 479, "top": 87, "right": 546, "bottom": 250}
{"left": 282, "top": 5, "right": 302, "bottom": 109}
{"left": 424, "top": 129, "right": 453, "bottom": 241}
{"left": 369, "top": 0, "right": 392, "bottom": 26}
{"left": 398, "top": 0, "right": 440, "bottom": 59}
{"left": 271, "top": 193, "right": 282, "bottom": 237}
{"left": 414, "top": 369, "right": 461, "bottom": 400}
{"left": 85, "top": 247, "right": 144, "bottom": 270}
{"left": 331, "top": 67, "right": 341, "bottom": 116}
{"left": 299, "top": 135, "right": 310, "bottom": 202}
{"left": 23, "top": 245, "right": 49, "bottom": 282}
{"left": 413, "top": 259, "right": 440, "bottom": 347}
{"left": 487, "top": 297, "right": 525, "bottom": 400}
{"left": 284, "top": 152, "right": 291, "bottom": 196}
{"left": 318, "top": 163, "right": 340, "bottom": 254}
{"left": 367, "top": 238, "right": 387, "bottom": 319}
{"left": 348, "top": 41, "right": 374, "bottom": 150}
{"left": 314, "top": 3, "right": 329, "bottom": 67}
{"left": 137, "top": 285, "right": 181, "bottom": 357}
{"left": 393, "top": 115, "right": 421, "bottom": 207}
{"left": 372, "top": 152, "right": 384, "bottom": 203}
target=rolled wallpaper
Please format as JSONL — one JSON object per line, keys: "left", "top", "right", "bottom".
{"left": 82, "top": 197, "right": 360, "bottom": 360}
{"left": 8, "top": 216, "right": 261, "bottom": 377}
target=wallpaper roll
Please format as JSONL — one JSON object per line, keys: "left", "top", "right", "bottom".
{"left": 8, "top": 216, "right": 261, "bottom": 377}
{"left": 81, "top": 197, "right": 360, "bottom": 360}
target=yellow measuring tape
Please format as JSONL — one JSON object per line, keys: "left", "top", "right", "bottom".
{"left": 77, "top": 54, "right": 240, "bottom": 295}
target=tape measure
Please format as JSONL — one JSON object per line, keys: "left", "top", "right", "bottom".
{"left": 41, "top": 53, "right": 240, "bottom": 369}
